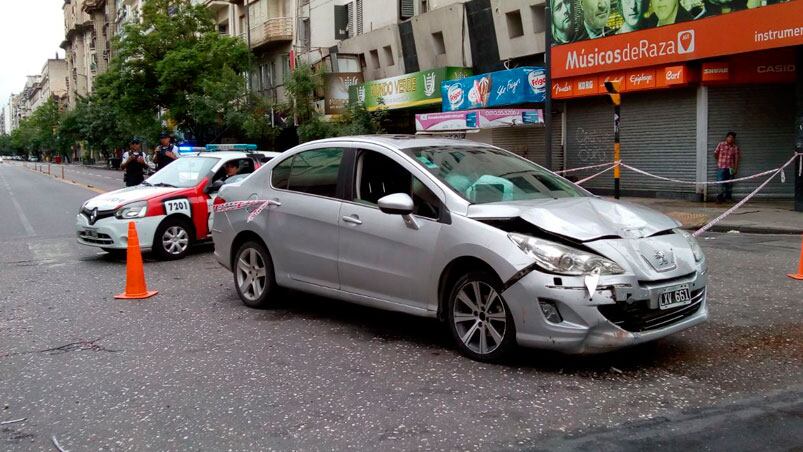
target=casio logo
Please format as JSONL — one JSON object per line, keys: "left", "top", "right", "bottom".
{"left": 757, "top": 64, "right": 795, "bottom": 74}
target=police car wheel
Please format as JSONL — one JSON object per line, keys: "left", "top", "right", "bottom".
{"left": 234, "top": 240, "right": 278, "bottom": 309}
{"left": 153, "top": 217, "right": 192, "bottom": 260}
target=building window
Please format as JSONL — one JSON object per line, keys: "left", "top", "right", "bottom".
{"left": 506, "top": 10, "right": 524, "bottom": 38}
{"left": 359, "top": 53, "right": 367, "bottom": 69}
{"left": 383, "top": 45, "right": 394, "bottom": 66}
{"left": 218, "top": 23, "right": 228, "bottom": 35}
{"left": 400, "top": 0, "right": 414, "bottom": 20}
{"left": 301, "top": 18, "right": 311, "bottom": 48}
{"left": 370, "top": 49, "right": 381, "bottom": 69}
{"left": 346, "top": 2, "right": 354, "bottom": 37}
{"left": 432, "top": 31, "right": 445, "bottom": 55}
{"left": 531, "top": 5, "right": 546, "bottom": 34}
{"left": 356, "top": 0, "right": 363, "bottom": 35}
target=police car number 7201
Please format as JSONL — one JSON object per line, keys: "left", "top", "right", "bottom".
{"left": 164, "top": 198, "right": 191, "bottom": 216}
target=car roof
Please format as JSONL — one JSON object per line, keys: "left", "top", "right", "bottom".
{"left": 183, "top": 151, "right": 280, "bottom": 159}
{"left": 302, "top": 135, "right": 498, "bottom": 151}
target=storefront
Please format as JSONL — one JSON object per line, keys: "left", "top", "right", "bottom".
{"left": 549, "top": 0, "right": 803, "bottom": 200}
{"left": 347, "top": 67, "right": 472, "bottom": 133}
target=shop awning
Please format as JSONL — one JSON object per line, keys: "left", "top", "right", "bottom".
{"left": 415, "top": 109, "right": 544, "bottom": 132}
{"left": 347, "top": 67, "right": 471, "bottom": 111}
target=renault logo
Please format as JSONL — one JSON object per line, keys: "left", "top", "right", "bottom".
{"left": 89, "top": 208, "right": 98, "bottom": 225}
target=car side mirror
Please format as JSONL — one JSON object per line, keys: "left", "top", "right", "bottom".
{"left": 205, "top": 179, "right": 224, "bottom": 194}
{"left": 378, "top": 193, "right": 414, "bottom": 215}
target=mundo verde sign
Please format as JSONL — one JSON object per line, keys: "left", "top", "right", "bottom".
{"left": 348, "top": 67, "right": 471, "bottom": 111}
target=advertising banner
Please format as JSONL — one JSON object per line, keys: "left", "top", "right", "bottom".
{"left": 552, "top": 63, "right": 692, "bottom": 98}
{"left": 550, "top": 0, "right": 803, "bottom": 78}
{"left": 441, "top": 67, "right": 547, "bottom": 111}
{"left": 415, "top": 109, "right": 543, "bottom": 131}
{"left": 324, "top": 73, "right": 364, "bottom": 115}
{"left": 349, "top": 67, "right": 472, "bottom": 111}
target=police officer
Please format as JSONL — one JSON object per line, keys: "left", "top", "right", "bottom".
{"left": 120, "top": 138, "right": 147, "bottom": 187}
{"left": 153, "top": 131, "right": 178, "bottom": 172}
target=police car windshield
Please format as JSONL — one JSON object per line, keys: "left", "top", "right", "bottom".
{"left": 145, "top": 156, "right": 218, "bottom": 188}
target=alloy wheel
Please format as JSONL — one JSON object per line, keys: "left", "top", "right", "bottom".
{"left": 162, "top": 226, "right": 189, "bottom": 255}
{"left": 236, "top": 248, "right": 268, "bottom": 302}
{"left": 452, "top": 281, "right": 508, "bottom": 356}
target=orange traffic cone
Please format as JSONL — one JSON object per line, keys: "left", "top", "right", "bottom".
{"left": 115, "top": 222, "right": 158, "bottom": 299}
{"left": 788, "top": 235, "right": 803, "bottom": 280}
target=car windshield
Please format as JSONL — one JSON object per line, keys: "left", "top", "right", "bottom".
{"left": 404, "top": 145, "right": 587, "bottom": 203}
{"left": 144, "top": 156, "right": 219, "bottom": 188}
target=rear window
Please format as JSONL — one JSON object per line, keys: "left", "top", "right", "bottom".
{"left": 271, "top": 148, "right": 344, "bottom": 198}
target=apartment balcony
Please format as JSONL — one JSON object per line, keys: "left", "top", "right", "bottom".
{"left": 245, "top": 17, "right": 293, "bottom": 49}
{"left": 83, "top": 0, "right": 106, "bottom": 13}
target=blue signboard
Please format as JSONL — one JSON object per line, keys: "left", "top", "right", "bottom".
{"left": 441, "top": 67, "right": 546, "bottom": 112}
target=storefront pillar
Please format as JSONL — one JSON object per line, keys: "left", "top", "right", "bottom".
{"left": 796, "top": 47, "right": 803, "bottom": 212}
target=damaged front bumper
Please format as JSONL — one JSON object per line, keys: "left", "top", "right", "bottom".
{"left": 501, "top": 267, "right": 708, "bottom": 354}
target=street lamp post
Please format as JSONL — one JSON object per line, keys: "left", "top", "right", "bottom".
{"left": 605, "top": 81, "right": 621, "bottom": 199}
{"left": 543, "top": 0, "right": 553, "bottom": 170}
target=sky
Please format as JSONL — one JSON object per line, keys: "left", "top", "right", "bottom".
{"left": 0, "top": 0, "right": 65, "bottom": 104}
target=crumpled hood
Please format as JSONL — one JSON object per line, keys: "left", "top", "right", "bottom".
{"left": 83, "top": 186, "right": 179, "bottom": 211}
{"left": 467, "top": 196, "right": 680, "bottom": 242}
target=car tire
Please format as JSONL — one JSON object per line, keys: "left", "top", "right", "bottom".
{"left": 233, "top": 240, "right": 278, "bottom": 309}
{"left": 153, "top": 217, "right": 192, "bottom": 260}
{"left": 447, "top": 271, "right": 516, "bottom": 362}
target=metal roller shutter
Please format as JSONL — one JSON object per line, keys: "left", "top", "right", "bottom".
{"left": 707, "top": 85, "right": 796, "bottom": 199}
{"left": 466, "top": 113, "right": 563, "bottom": 168}
{"left": 566, "top": 89, "right": 698, "bottom": 197}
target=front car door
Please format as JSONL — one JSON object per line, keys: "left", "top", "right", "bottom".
{"left": 337, "top": 144, "right": 446, "bottom": 311}
{"left": 264, "top": 147, "right": 345, "bottom": 289}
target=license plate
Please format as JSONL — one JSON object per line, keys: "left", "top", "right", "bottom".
{"left": 658, "top": 284, "right": 692, "bottom": 310}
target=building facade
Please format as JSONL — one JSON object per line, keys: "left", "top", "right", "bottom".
{"left": 61, "top": 0, "right": 117, "bottom": 109}
{"left": 548, "top": 0, "right": 803, "bottom": 202}
{"left": 30, "top": 59, "right": 69, "bottom": 113}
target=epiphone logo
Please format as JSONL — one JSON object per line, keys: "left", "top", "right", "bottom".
{"left": 629, "top": 73, "right": 654, "bottom": 85}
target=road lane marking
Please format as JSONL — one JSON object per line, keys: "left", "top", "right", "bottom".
{"left": 0, "top": 169, "right": 36, "bottom": 236}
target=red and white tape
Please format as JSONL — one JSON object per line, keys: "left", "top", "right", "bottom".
{"left": 213, "top": 200, "right": 272, "bottom": 223}
{"left": 575, "top": 163, "right": 619, "bottom": 185}
{"left": 619, "top": 163, "right": 781, "bottom": 186}
{"left": 693, "top": 153, "right": 802, "bottom": 237}
{"left": 554, "top": 161, "right": 620, "bottom": 175}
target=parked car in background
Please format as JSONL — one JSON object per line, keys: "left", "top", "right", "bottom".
{"left": 212, "top": 136, "right": 708, "bottom": 362}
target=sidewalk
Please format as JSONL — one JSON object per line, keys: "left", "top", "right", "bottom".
{"left": 619, "top": 197, "right": 803, "bottom": 234}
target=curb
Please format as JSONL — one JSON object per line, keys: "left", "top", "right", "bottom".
{"left": 19, "top": 163, "right": 107, "bottom": 194}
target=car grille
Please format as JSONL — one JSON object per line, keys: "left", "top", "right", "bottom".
{"left": 77, "top": 230, "right": 114, "bottom": 245}
{"left": 81, "top": 208, "right": 116, "bottom": 225}
{"left": 597, "top": 288, "right": 705, "bottom": 333}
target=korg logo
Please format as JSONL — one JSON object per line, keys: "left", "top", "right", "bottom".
{"left": 678, "top": 30, "right": 695, "bottom": 54}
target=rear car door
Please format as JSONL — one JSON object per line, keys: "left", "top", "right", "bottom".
{"left": 337, "top": 144, "right": 445, "bottom": 310}
{"left": 265, "top": 147, "right": 345, "bottom": 289}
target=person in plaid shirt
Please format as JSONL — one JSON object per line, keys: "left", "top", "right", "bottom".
{"left": 714, "top": 131, "right": 740, "bottom": 202}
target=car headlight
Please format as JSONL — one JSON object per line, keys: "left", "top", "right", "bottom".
{"left": 674, "top": 228, "right": 704, "bottom": 262}
{"left": 115, "top": 201, "right": 148, "bottom": 219}
{"left": 508, "top": 233, "right": 625, "bottom": 276}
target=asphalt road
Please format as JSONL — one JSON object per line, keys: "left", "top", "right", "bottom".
{"left": 1, "top": 162, "right": 801, "bottom": 451}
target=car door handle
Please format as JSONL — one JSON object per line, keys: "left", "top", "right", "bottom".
{"left": 342, "top": 215, "right": 362, "bottom": 225}
{"left": 267, "top": 199, "right": 282, "bottom": 207}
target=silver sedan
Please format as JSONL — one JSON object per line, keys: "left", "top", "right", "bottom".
{"left": 212, "top": 136, "right": 707, "bottom": 362}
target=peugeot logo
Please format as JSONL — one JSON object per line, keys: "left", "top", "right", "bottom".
{"left": 654, "top": 250, "right": 669, "bottom": 267}
{"left": 89, "top": 208, "right": 98, "bottom": 225}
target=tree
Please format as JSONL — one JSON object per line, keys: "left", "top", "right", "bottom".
{"left": 285, "top": 63, "right": 387, "bottom": 142}
{"left": 100, "top": 0, "right": 252, "bottom": 144}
